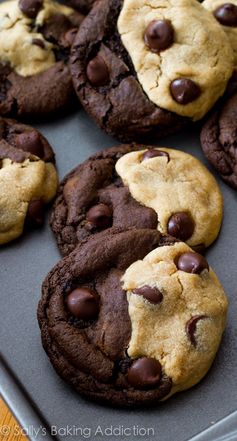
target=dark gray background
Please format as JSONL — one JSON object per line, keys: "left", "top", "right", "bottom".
{"left": 0, "top": 108, "right": 237, "bottom": 441}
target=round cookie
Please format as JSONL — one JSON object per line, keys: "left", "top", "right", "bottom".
{"left": 70, "top": 0, "right": 233, "bottom": 142}
{"left": 201, "top": 92, "right": 237, "bottom": 189}
{"left": 0, "top": 0, "right": 84, "bottom": 117}
{"left": 50, "top": 144, "right": 223, "bottom": 256}
{"left": 202, "top": 0, "right": 237, "bottom": 65}
{"left": 0, "top": 117, "right": 58, "bottom": 244}
{"left": 37, "top": 228, "right": 228, "bottom": 407}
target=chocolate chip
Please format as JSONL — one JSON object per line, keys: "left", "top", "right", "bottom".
{"left": 170, "top": 79, "right": 201, "bottom": 104}
{"left": 32, "top": 38, "right": 45, "bottom": 49}
{"left": 142, "top": 149, "right": 170, "bottom": 162}
{"left": 167, "top": 212, "right": 194, "bottom": 241}
{"left": 15, "top": 132, "right": 44, "bottom": 159}
{"left": 133, "top": 286, "right": 163, "bottom": 304}
{"left": 176, "top": 252, "right": 209, "bottom": 274}
{"left": 86, "top": 55, "right": 110, "bottom": 87}
{"left": 18, "top": 0, "right": 43, "bottom": 18}
{"left": 214, "top": 3, "right": 237, "bottom": 26}
{"left": 27, "top": 199, "right": 45, "bottom": 226}
{"left": 86, "top": 203, "right": 112, "bottom": 229}
{"left": 186, "top": 315, "right": 207, "bottom": 347}
{"left": 66, "top": 288, "right": 99, "bottom": 320}
{"left": 127, "top": 357, "right": 162, "bottom": 388}
{"left": 144, "top": 19, "right": 174, "bottom": 52}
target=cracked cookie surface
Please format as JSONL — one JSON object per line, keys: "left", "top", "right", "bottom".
{"left": 70, "top": 0, "right": 233, "bottom": 141}
{"left": 0, "top": 0, "right": 84, "bottom": 116}
{"left": 202, "top": 0, "right": 237, "bottom": 66}
{"left": 70, "top": 0, "right": 189, "bottom": 142}
{"left": 116, "top": 147, "right": 223, "bottom": 249}
{"left": 38, "top": 228, "right": 227, "bottom": 406}
{"left": 201, "top": 91, "right": 237, "bottom": 189}
{"left": 50, "top": 144, "right": 158, "bottom": 256}
{"left": 123, "top": 240, "right": 228, "bottom": 396}
{"left": 0, "top": 117, "right": 58, "bottom": 244}
{"left": 118, "top": 0, "right": 233, "bottom": 120}
{"left": 50, "top": 144, "right": 223, "bottom": 257}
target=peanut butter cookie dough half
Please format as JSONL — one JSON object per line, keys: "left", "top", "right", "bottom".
{"left": 202, "top": 0, "right": 237, "bottom": 65}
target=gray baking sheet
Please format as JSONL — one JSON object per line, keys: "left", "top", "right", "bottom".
{"left": 0, "top": 108, "right": 237, "bottom": 441}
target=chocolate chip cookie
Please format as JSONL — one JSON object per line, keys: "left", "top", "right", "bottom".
{"left": 201, "top": 92, "right": 237, "bottom": 189}
{"left": 38, "top": 228, "right": 228, "bottom": 406}
{"left": 202, "top": 1, "right": 237, "bottom": 65}
{"left": 50, "top": 144, "right": 223, "bottom": 256}
{"left": 0, "top": 0, "right": 83, "bottom": 117}
{"left": 70, "top": 0, "right": 233, "bottom": 141}
{"left": 0, "top": 117, "right": 58, "bottom": 244}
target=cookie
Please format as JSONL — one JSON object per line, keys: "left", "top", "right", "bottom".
{"left": 0, "top": 0, "right": 84, "bottom": 117}
{"left": 50, "top": 144, "right": 223, "bottom": 256}
{"left": 37, "top": 228, "right": 228, "bottom": 407}
{"left": 0, "top": 117, "right": 58, "bottom": 244}
{"left": 202, "top": 0, "right": 237, "bottom": 65}
{"left": 201, "top": 92, "right": 237, "bottom": 189}
{"left": 61, "top": 0, "right": 95, "bottom": 14}
{"left": 70, "top": 0, "right": 233, "bottom": 142}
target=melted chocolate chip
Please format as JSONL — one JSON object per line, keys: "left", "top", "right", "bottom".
{"left": 86, "top": 55, "right": 110, "bottom": 87}
{"left": 176, "top": 252, "right": 209, "bottom": 274}
{"left": 133, "top": 286, "right": 163, "bottom": 304}
{"left": 86, "top": 203, "right": 112, "bottom": 229}
{"left": 26, "top": 199, "right": 45, "bottom": 226}
{"left": 142, "top": 149, "right": 170, "bottom": 162}
{"left": 32, "top": 38, "right": 45, "bottom": 49}
{"left": 15, "top": 131, "right": 44, "bottom": 159}
{"left": 167, "top": 212, "right": 194, "bottom": 241}
{"left": 66, "top": 288, "right": 99, "bottom": 320}
{"left": 18, "top": 0, "right": 43, "bottom": 18}
{"left": 214, "top": 3, "right": 237, "bottom": 26}
{"left": 170, "top": 78, "right": 201, "bottom": 104}
{"left": 144, "top": 19, "right": 174, "bottom": 52}
{"left": 186, "top": 315, "right": 208, "bottom": 347}
{"left": 127, "top": 357, "right": 162, "bottom": 389}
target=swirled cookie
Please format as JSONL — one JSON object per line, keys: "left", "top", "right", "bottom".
{"left": 70, "top": 0, "right": 233, "bottom": 141}
{"left": 38, "top": 228, "right": 228, "bottom": 406}
{"left": 50, "top": 144, "right": 223, "bottom": 256}
{"left": 0, "top": 117, "right": 58, "bottom": 244}
{"left": 0, "top": 0, "right": 83, "bottom": 116}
